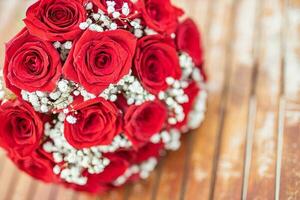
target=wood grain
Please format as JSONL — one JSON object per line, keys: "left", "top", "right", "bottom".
{"left": 279, "top": 0, "right": 300, "bottom": 199}
{"left": 0, "top": 0, "right": 299, "bottom": 199}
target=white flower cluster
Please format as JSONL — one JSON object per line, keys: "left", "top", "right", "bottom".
{"left": 43, "top": 113, "right": 132, "bottom": 185}
{"left": 179, "top": 52, "right": 208, "bottom": 131}
{"left": 100, "top": 73, "right": 155, "bottom": 105}
{"left": 113, "top": 157, "right": 158, "bottom": 186}
{"left": 180, "top": 52, "right": 204, "bottom": 84}
{"left": 159, "top": 77, "right": 189, "bottom": 125}
{"left": 80, "top": 1, "right": 147, "bottom": 38}
{"left": 186, "top": 90, "right": 207, "bottom": 130}
{"left": 53, "top": 41, "right": 73, "bottom": 61}
{"left": 77, "top": 72, "right": 155, "bottom": 106}
{"left": 80, "top": 8, "right": 118, "bottom": 32}
{"left": 21, "top": 79, "right": 76, "bottom": 113}
{"left": 150, "top": 129, "right": 181, "bottom": 151}
{"left": 80, "top": 1, "right": 133, "bottom": 32}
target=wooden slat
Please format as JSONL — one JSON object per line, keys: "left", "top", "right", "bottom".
{"left": 279, "top": 0, "right": 300, "bottom": 199}
{"left": 0, "top": 160, "right": 18, "bottom": 200}
{"left": 30, "top": 182, "right": 55, "bottom": 200}
{"left": 211, "top": 0, "right": 258, "bottom": 199}
{"left": 10, "top": 173, "right": 34, "bottom": 200}
{"left": 153, "top": 136, "right": 188, "bottom": 200}
{"left": 245, "top": 0, "right": 284, "bottom": 199}
{"left": 126, "top": 167, "right": 160, "bottom": 200}
{"left": 181, "top": 0, "right": 235, "bottom": 199}
{"left": 55, "top": 186, "right": 76, "bottom": 200}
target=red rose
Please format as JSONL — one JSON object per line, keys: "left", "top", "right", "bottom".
{"left": 136, "top": 0, "right": 183, "bottom": 33}
{"left": 124, "top": 100, "right": 167, "bottom": 147}
{"left": 175, "top": 81, "right": 200, "bottom": 129}
{"left": 24, "top": 0, "right": 86, "bottom": 41}
{"left": 9, "top": 148, "right": 58, "bottom": 183}
{"left": 64, "top": 98, "right": 122, "bottom": 149}
{"left": 4, "top": 28, "right": 62, "bottom": 94}
{"left": 63, "top": 30, "right": 137, "bottom": 95}
{"left": 133, "top": 142, "right": 163, "bottom": 164}
{"left": 134, "top": 35, "right": 181, "bottom": 94}
{"left": 0, "top": 100, "right": 44, "bottom": 158}
{"left": 176, "top": 18, "right": 204, "bottom": 67}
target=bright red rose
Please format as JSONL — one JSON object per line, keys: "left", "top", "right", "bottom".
{"left": 24, "top": 0, "right": 86, "bottom": 41}
{"left": 64, "top": 98, "right": 122, "bottom": 149}
{"left": 63, "top": 30, "right": 137, "bottom": 95}
{"left": 136, "top": 0, "right": 183, "bottom": 33}
{"left": 124, "top": 100, "right": 167, "bottom": 147}
{"left": 4, "top": 28, "right": 62, "bottom": 95}
{"left": 134, "top": 35, "right": 181, "bottom": 94}
{"left": 176, "top": 18, "right": 204, "bottom": 67}
{"left": 0, "top": 100, "right": 44, "bottom": 158}
{"left": 175, "top": 81, "right": 200, "bottom": 129}
{"left": 10, "top": 148, "right": 59, "bottom": 183}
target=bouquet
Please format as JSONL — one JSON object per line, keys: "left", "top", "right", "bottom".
{"left": 0, "top": 0, "right": 207, "bottom": 193}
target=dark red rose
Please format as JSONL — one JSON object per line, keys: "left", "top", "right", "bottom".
{"left": 176, "top": 18, "right": 204, "bottom": 66}
{"left": 4, "top": 28, "right": 62, "bottom": 95}
{"left": 175, "top": 81, "right": 200, "bottom": 129}
{"left": 136, "top": 0, "right": 183, "bottom": 33}
{"left": 63, "top": 30, "right": 137, "bottom": 95}
{"left": 124, "top": 100, "right": 167, "bottom": 147}
{"left": 10, "top": 149, "right": 58, "bottom": 183}
{"left": 70, "top": 152, "right": 130, "bottom": 193}
{"left": 24, "top": 0, "right": 86, "bottom": 41}
{"left": 134, "top": 35, "right": 181, "bottom": 94}
{"left": 0, "top": 100, "right": 44, "bottom": 158}
{"left": 64, "top": 98, "right": 122, "bottom": 149}
{"left": 133, "top": 142, "right": 163, "bottom": 164}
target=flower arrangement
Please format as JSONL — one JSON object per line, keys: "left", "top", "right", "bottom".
{"left": 0, "top": 0, "right": 207, "bottom": 193}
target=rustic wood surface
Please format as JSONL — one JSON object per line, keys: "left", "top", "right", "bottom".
{"left": 0, "top": 0, "right": 299, "bottom": 199}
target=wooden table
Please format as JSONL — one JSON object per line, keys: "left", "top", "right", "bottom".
{"left": 0, "top": 0, "right": 299, "bottom": 199}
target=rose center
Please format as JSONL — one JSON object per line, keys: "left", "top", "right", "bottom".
{"left": 47, "top": 5, "right": 75, "bottom": 27}
{"left": 147, "top": 4, "right": 161, "bottom": 21}
{"left": 23, "top": 53, "right": 42, "bottom": 75}
{"left": 95, "top": 53, "right": 111, "bottom": 68}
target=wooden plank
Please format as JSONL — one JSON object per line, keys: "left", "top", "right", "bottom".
{"left": 99, "top": 187, "right": 127, "bottom": 200}
{"left": 126, "top": 167, "right": 161, "bottom": 200}
{"left": 10, "top": 173, "right": 34, "bottom": 200}
{"left": 153, "top": 136, "right": 188, "bottom": 200}
{"left": 279, "top": 0, "right": 300, "bottom": 199}
{"left": 181, "top": 0, "right": 237, "bottom": 199}
{"left": 245, "top": 0, "right": 284, "bottom": 199}
{"left": 0, "top": 160, "right": 17, "bottom": 200}
{"left": 29, "top": 182, "right": 55, "bottom": 200}
{"left": 211, "top": 0, "right": 258, "bottom": 199}
{"left": 55, "top": 186, "right": 76, "bottom": 200}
